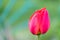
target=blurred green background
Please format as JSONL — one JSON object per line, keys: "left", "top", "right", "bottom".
{"left": 0, "top": 0, "right": 60, "bottom": 40}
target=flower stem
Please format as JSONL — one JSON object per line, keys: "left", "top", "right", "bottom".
{"left": 37, "top": 35, "right": 40, "bottom": 40}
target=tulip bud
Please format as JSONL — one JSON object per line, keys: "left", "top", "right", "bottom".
{"left": 29, "top": 8, "right": 50, "bottom": 35}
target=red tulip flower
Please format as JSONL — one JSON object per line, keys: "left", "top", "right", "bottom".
{"left": 29, "top": 8, "right": 50, "bottom": 35}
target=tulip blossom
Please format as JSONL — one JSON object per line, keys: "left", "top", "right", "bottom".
{"left": 29, "top": 8, "right": 50, "bottom": 35}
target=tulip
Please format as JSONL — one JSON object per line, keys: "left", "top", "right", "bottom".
{"left": 29, "top": 8, "right": 50, "bottom": 35}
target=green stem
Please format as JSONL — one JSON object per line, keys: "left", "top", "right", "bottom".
{"left": 38, "top": 35, "right": 40, "bottom": 40}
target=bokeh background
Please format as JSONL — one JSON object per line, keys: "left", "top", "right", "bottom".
{"left": 0, "top": 0, "right": 60, "bottom": 40}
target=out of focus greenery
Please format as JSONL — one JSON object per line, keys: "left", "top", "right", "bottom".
{"left": 0, "top": 0, "right": 60, "bottom": 40}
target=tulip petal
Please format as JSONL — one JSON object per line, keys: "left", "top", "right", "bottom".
{"left": 41, "top": 10, "right": 50, "bottom": 34}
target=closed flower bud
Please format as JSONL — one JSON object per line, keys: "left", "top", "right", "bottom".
{"left": 29, "top": 8, "right": 50, "bottom": 35}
